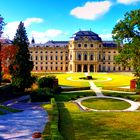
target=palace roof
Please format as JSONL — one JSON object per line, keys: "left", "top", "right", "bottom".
{"left": 102, "top": 41, "right": 117, "bottom": 48}
{"left": 71, "top": 30, "right": 102, "bottom": 41}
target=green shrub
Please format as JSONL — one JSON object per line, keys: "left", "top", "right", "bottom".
{"left": 30, "top": 88, "right": 53, "bottom": 102}
{"left": 38, "top": 76, "right": 56, "bottom": 88}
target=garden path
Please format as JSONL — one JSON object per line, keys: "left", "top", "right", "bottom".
{"left": 0, "top": 96, "right": 48, "bottom": 140}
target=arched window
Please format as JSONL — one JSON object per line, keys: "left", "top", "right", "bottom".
{"left": 90, "top": 54, "right": 93, "bottom": 60}
{"left": 78, "top": 54, "right": 81, "bottom": 60}
{"left": 84, "top": 54, "right": 87, "bottom": 60}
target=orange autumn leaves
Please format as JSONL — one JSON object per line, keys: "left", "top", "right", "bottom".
{"left": 0, "top": 44, "right": 18, "bottom": 75}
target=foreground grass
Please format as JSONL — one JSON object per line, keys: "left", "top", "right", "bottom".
{"left": 58, "top": 102, "right": 140, "bottom": 140}
{"left": 81, "top": 98, "right": 130, "bottom": 110}
{"left": 0, "top": 105, "right": 22, "bottom": 115}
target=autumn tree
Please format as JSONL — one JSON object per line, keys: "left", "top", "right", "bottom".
{"left": 1, "top": 45, "right": 18, "bottom": 74}
{"left": 0, "top": 15, "right": 5, "bottom": 85}
{"left": 9, "top": 21, "right": 33, "bottom": 90}
{"left": 112, "top": 9, "right": 140, "bottom": 91}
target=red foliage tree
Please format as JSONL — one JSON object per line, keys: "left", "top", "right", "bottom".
{"left": 0, "top": 44, "right": 18, "bottom": 74}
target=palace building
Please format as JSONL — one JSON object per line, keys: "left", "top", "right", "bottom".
{"left": 29, "top": 30, "right": 132, "bottom": 72}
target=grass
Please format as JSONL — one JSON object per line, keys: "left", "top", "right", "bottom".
{"left": 0, "top": 105, "right": 22, "bottom": 115}
{"left": 32, "top": 72, "right": 135, "bottom": 89}
{"left": 81, "top": 98, "right": 130, "bottom": 110}
{"left": 58, "top": 102, "right": 140, "bottom": 140}
{"left": 103, "top": 91, "right": 140, "bottom": 101}
{"left": 54, "top": 90, "right": 95, "bottom": 101}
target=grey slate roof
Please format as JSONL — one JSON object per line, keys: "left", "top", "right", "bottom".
{"left": 71, "top": 30, "right": 102, "bottom": 41}
{"left": 102, "top": 41, "right": 117, "bottom": 48}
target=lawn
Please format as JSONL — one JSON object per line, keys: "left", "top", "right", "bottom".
{"left": 32, "top": 72, "right": 134, "bottom": 88}
{"left": 58, "top": 102, "right": 140, "bottom": 140}
{"left": 54, "top": 90, "right": 96, "bottom": 101}
{"left": 81, "top": 98, "right": 130, "bottom": 110}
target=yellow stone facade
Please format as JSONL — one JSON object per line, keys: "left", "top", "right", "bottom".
{"left": 29, "top": 31, "right": 132, "bottom": 72}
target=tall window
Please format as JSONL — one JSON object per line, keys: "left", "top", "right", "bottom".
{"left": 70, "top": 55, "right": 72, "bottom": 60}
{"left": 35, "top": 56, "right": 38, "bottom": 60}
{"left": 46, "top": 56, "right": 47, "bottom": 60}
{"left": 90, "top": 54, "right": 93, "bottom": 60}
{"left": 40, "top": 56, "right": 43, "bottom": 60}
{"left": 84, "top": 54, "right": 87, "bottom": 60}
{"left": 50, "top": 56, "right": 53, "bottom": 60}
{"left": 108, "top": 55, "right": 110, "bottom": 60}
{"left": 78, "top": 54, "right": 81, "bottom": 60}
{"left": 61, "top": 56, "right": 63, "bottom": 60}
{"left": 56, "top": 56, "right": 58, "bottom": 60}
{"left": 90, "top": 44, "right": 93, "bottom": 47}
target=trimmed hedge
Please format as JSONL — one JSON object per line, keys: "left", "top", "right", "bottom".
{"left": 61, "top": 86, "right": 90, "bottom": 92}
{"left": 50, "top": 98, "right": 63, "bottom": 140}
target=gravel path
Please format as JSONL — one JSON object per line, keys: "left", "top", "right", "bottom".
{"left": 0, "top": 96, "right": 48, "bottom": 140}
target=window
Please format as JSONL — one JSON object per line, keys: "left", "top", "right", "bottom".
{"left": 90, "top": 54, "right": 93, "bottom": 60}
{"left": 46, "top": 56, "right": 47, "bottom": 60}
{"left": 46, "top": 67, "right": 48, "bottom": 70}
{"left": 78, "top": 54, "right": 81, "bottom": 60}
{"left": 114, "top": 51, "right": 116, "bottom": 53}
{"left": 56, "top": 51, "right": 58, "bottom": 53}
{"left": 90, "top": 44, "right": 93, "bottom": 47}
{"left": 35, "top": 51, "right": 38, "bottom": 53}
{"left": 40, "top": 51, "right": 43, "bottom": 53}
{"left": 56, "top": 67, "right": 57, "bottom": 70}
{"left": 51, "top": 62, "right": 53, "bottom": 64}
{"left": 51, "top": 67, "right": 52, "bottom": 70}
{"left": 41, "top": 62, "right": 43, "bottom": 64}
{"left": 60, "top": 51, "right": 63, "bottom": 53}
{"left": 50, "top": 56, "right": 53, "bottom": 60}
{"left": 46, "top": 62, "right": 48, "bottom": 64}
{"left": 108, "top": 51, "right": 111, "bottom": 53}
{"left": 70, "top": 55, "right": 72, "bottom": 60}
{"left": 41, "top": 66, "right": 43, "bottom": 70}
{"left": 35, "top": 56, "right": 38, "bottom": 60}
{"left": 50, "top": 51, "right": 53, "bottom": 53}
{"left": 56, "top": 62, "right": 57, "bottom": 64}
{"left": 84, "top": 44, "right": 87, "bottom": 47}
{"left": 66, "top": 56, "right": 68, "bottom": 60}
{"left": 78, "top": 44, "right": 81, "bottom": 47}
{"left": 61, "top": 56, "right": 63, "bottom": 60}
{"left": 30, "top": 51, "right": 32, "bottom": 53}
{"left": 40, "top": 56, "right": 43, "bottom": 60}
{"left": 108, "top": 55, "right": 110, "bottom": 60}
{"left": 56, "top": 56, "right": 58, "bottom": 60}
{"left": 99, "top": 44, "right": 101, "bottom": 47}
{"left": 45, "top": 51, "right": 47, "bottom": 53}
{"left": 108, "top": 62, "right": 110, "bottom": 64}
{"left": 61, "top": 67, "right": 63, "bottom": 70}
{"left": 36, "top": 62, "right": 38, "bottom": 64}
{"left": 84, "top": 54, "right": 87, "bottom": 60}
{"left": 36, "top": 66, "right": 38, "bottom": 70}
{"left": 113, "top": 67, "right": 116, "bottom": 71}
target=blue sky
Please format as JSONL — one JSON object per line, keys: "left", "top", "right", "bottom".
{"left": 0, "top": 0, "right": 140, "bottom": 43}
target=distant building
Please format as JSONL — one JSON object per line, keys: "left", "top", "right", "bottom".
{"left": 29, "top": 30, "right": 133, "bottom": 72}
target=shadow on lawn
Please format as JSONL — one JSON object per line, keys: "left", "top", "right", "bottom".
{"left": 57, "top": 102, "right": 76, "bottom": 140}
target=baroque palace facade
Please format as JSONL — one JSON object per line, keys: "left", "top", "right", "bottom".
{"left": 29, "top": 30, "right": 132, "bottom": 72}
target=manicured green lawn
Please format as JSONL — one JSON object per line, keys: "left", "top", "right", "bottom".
{"left": 103, "top": 91, "right": 140, "bottom": 101}
{"left": 54, "top": 90, "right": 96, "bottom": 101}
{"left": 32, "top": 72, "right": 134, "bottom": 88}
{"left": 58, "top": 102, "right": 140, "bottom": 140}
{"left": 81, "top": 98, "right": 130, "bottom": 110}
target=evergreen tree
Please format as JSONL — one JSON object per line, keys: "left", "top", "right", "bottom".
{"left": 10, "top": 21, "right": 33, "bottom": 90}
{"left": 112, "top": 9, "right": 140, "bottom": 92}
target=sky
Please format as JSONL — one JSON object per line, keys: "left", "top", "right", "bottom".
{"left": 0, "top": 0, "right": 140, "bottom": 43}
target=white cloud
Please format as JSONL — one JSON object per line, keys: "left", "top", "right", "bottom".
{"left": 100, "top": 33, "right": 113, "bottom": 40}
{"left": 70, "top": 1, "right": 112, "bottom": 20}
{"left": 31, "top": 29, "right": 65, "bottom": 43}
{"left": 24, "top": 18, "right": 43, "bottom": 27}
{"left": 3, "top": 17, "right": 43, "bottom": 40}
{"left": 117, "top": 0, "right": 140, "bottom": 5}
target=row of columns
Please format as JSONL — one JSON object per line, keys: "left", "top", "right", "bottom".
{"left": 74, "top": 64, "right": 97, "bottom": 72}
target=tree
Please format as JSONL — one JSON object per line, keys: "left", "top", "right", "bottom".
{"left": 112, "top": 9, "right": 140, "bottom": 91}
{"left": 0, "top": 44, "right": 18, "bottom": 74}
{"left": 9, "top": 21, "right": 34, "bottom": 90}
{"left": 0, "top": 15, "right": 5, "bottom": 85}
